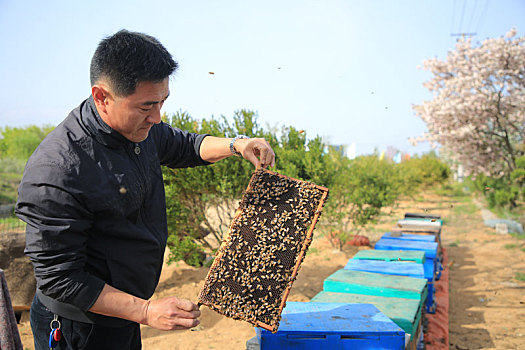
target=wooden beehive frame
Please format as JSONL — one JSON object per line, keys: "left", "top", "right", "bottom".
{"left": 198, "top": 168, "right": 328, "bottom": 332}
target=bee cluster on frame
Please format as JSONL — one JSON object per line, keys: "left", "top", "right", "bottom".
{"left": 198, "top": 168, "right": 328, "bottom": 332}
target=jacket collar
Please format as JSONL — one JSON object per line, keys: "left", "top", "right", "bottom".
{"left": 82, "top": 95, "right": 133, "bottom": 149}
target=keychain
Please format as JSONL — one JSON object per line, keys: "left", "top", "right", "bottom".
{"left": 49, "top": 314, "right": 62, "bottom": 349}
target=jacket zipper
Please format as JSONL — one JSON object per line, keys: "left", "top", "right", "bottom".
{"left": 128, "top": 142, "right": 163, "bottom": 243}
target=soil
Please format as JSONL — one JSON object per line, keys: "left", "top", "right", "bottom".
{"left": 15, "top": 189, "right": 525, "bottom": 349}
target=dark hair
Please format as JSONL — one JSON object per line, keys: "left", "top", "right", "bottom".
{"left": 90, "top": 29, "right": 178, "bottom": 96}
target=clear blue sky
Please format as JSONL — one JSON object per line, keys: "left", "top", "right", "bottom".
{"left": 0, "top": 0, "right": 523, "bottom": 155}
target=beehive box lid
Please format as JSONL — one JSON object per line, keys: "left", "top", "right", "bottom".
{"left": 257, "top": 303, "right": 404, "bottom": 342}
{"left": 397, "top": 219, "right": 442, "bottom": 228}
{"left": 404, "top": 212, "right": 441, "bottom": 220}
{"left": 383, "top": 231, "right": 437, "bottom": 242}
{"left": 353, "top": 249, "right": 425, "bottom": 263}
{"left": 323, "top": 270, "right": 427, "bottom": 302}
{"left": 375, "top": 238, "right": 438, "bottom": 259}
{"left": 403, "top": 217, "right": 444, "bottom": 225}
{"left": 344, "top": 259, "right": 425, "bottom": 279}
{"left": 391, "top": 226, "right": 441, "bottom": 235}
{"left": 311, "top": 291, "right": 421, "bottom": 337}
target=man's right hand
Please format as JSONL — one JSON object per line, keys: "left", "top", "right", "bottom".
{"left": 144, "top": 296, "right": 201, "bottom": 330}
{"left": 89, "top": 284, "right": 201, "bottom": 330}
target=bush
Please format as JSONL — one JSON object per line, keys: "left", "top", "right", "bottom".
{"left": 322, "top": 155, "right": 402, "bottom": 249}
{"left": 473, "top": 172, "right": 521, "bottom": 208}
{"left": 163, "top": 111, "right": 257, "bottom": 256}
{"left": 167, "top": 235, "right": 207, "bottom": 267}
{"left": 0, "top": 158, "right": 27, "bottom": 174}
{"left": 163, "top": 109, "right": 456, "bottom": 258}
{"left": 397, "top": 152, "right": 450, "bottom": 194}
{"left": 0, "top": 125, "right": 54, "bottom": 161}
{"left": 0, "top": 117, "right": 459, "bottom": 262}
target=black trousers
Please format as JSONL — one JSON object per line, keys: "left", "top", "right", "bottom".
{"left": 30, "top": 294, "right": 142, "bottom": 350}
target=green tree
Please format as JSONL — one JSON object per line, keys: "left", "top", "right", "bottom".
{"left": 397, "top": 152, "right": 451, "bottom": 194}
{"left": 0, "top": 125, "right": 55, "bottom": 204}
{"left": 322, "top": 155, "right": 403, "bottom": 250}
{"left": 162, "top": 110, "right": 266, "bottom": 266}
{"left": 0, "top": 125, "right": 54, "bottom": 160}
{"left": 162, "top": 110, "right": 341, "bottom": 265}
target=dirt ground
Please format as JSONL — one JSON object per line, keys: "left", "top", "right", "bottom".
{"left": 16, "top": 189, "right": 525, "bottom": 349}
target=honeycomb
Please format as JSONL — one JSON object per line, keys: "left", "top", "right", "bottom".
{"left": 198, "top": 168, "right": 328, "bottom": 332}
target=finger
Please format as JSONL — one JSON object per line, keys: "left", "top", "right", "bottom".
{"left": 262, "top": 147, "right": 275, "bottom": 168}
{"left": 183, "top": 310, "right": 201, "bottom": 319}
{"left": 269, "top": 149, "right": 276, "bottom": 167}
{"left": 263, "top": 140, "right": 275, "bottom": 168}
{"left": 243, "top": 149, "right": 261, "bottom": 168}
{"left": 170, "top": 309, "right": 201, "bottom": 319}
{"left": 258, "top": 146, "right": 270, "bottom": 167}
{"left": 267, "top": 148, "right": 275, "bottom": 168}
{"left": 175, "top": 298, "right": 198, "bottom": 312}
{"left": 171, "top": 317, "right": 200, "bottom": 329}
{"left": 170, "top": 325, "right": 196, "bottom": 331}
{"left": 165, "top": 320, "right": 200, "bottom": 331}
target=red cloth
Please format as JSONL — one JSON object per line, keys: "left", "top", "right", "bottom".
{"left": 0, "top": 269, "right": 24, "bottom": 350}
{"left": 424, "top": 249, "right": 450, "bottom": 349}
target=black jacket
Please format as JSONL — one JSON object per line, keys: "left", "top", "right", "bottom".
{"left": 16, "top": 96, "right": 209, "bottom": 326}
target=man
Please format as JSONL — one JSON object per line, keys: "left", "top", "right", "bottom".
{"left": 16, "top": 29, "right": 275, "bottom": 349}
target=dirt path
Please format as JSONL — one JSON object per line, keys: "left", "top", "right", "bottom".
{"left": 391, "top": 191, "right": 525, "bottom": 349}
{"left": 444, "top": 207, "right": 525, "bottom": 349}
{"left": 16, "top": 188, "right": 525, "bottom": 349}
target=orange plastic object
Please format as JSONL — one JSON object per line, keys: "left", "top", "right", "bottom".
{"left": 346, "top": 235, "right": 370, "bottom": 246}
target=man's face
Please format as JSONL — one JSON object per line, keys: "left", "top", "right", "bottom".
{"left": 103, "top": 79, "right": 170, "bottom": 143}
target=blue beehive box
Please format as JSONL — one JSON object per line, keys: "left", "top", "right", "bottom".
{"left": 383, "top": 231, "right": 437, "bottom": 243}
{"left": 344, "top": 259, "right": 425, "bottom": 279}
{"left": 375, "top": 238, "right": 438, "bottom": 279}
{"left": 311, "top": 291, "right": 423, "bottom": 348}
{"left": 375, "top": 238, "right": 438, "bottom": 313}
{"left": 256, "top": 302, "right": 405, "bottom": 349}
{"left": 384, "top": 230, "right": 441, "bottom": 252}
{"left": 382, "top": 232, "right": 444, "bottom": 281}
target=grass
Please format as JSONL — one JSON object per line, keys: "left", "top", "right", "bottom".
{"left": 510, "top": 233, "right": 525, "bottom": 240}
{"left": 452, "top": 202, "right": 478, "bottom": 216}
{"left": 434, "top": 182, "right": 471, "bottom": 198}
{"left": 366, "top": 226, "right": 388, "bottom": 235}
{"left": 490, "top": 205, "right": 524, "bottom": 221}
{"left": 0, "top": 171, "right": 22, "bottom": 205}
{"left": 0, "top": 158, "right": 27, "bottom": 174}
{"left": 504, "top": 243, "right": 518, "bottom": 249}
{"left": 449, "top": 239, "right": 460, "bottom": 247}
{"left": 307, "top": 247, "right": 319, "bottom": 255}
{"left": 515, "top": 272, "right": 525, "bottom": 282}
{"left": 0, "top": 216, "right": 25, "bottom": 233}
{"left": 413, "top": 195, "right": 426, "bottom": 203}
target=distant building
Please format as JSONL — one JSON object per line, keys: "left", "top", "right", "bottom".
{"left": 330, "top": 143, "right": 357, "bottom": 159}
{"left": 346, "top": 143, "right": 356, "bottom": 159}
{"left": 454, "top": 164, "right": 464, "bottom": 183}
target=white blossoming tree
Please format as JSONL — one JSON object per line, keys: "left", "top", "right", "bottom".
{"left": 412, "top": 29, "right": 525, "bottom": 177}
